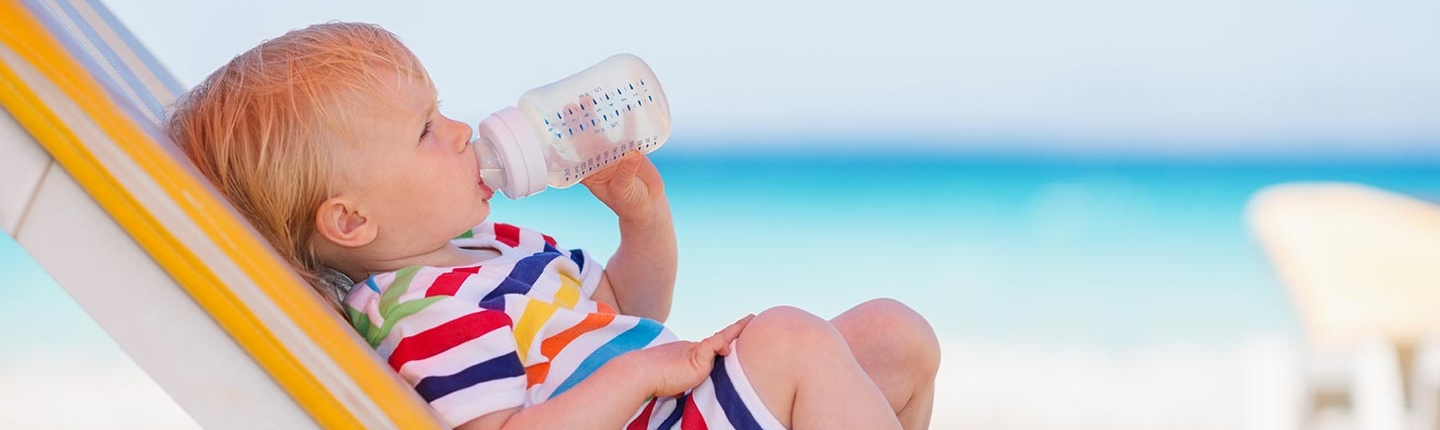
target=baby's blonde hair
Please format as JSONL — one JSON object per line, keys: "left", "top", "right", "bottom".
{"left": 167, "top": 22, "right": 431, "bottom": 310}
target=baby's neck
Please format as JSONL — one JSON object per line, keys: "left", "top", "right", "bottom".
{"left": 336, "top": 243, "right": 501, "bottom": 283}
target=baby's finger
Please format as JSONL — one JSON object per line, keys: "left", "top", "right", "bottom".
{"left": 693, "top": 336, "right": 725, "bottom": 364}
{"left": 580, "top": 166, "right": 612, "bottom": 187}
{"left": 581, "top": 152, "right": 640, "bottom": 189}
{"left": 712, "top": 314, "right": 754, "bottom": 355}
{"left": 617, "top": 151, "right": 643, "bottom": 178}
{"left": 719, "top": 314, "right": 753, "bottom": 339}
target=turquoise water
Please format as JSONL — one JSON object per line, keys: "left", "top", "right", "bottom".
{"left": 4, "top": 152, "right": 1439, "bottom": 354}
{"left": 492, "top": 152, "right": 1440, "bottom": 345}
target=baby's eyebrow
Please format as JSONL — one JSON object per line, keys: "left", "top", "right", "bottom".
{"left": 418, "top": 104, "right": 434, "bottom": 127}
{"left": 416, "top": 99, "right": 442, "bottom": 125}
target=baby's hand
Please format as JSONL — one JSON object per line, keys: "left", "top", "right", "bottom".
{"left": 630, "top": 314, "right": 753, "bottom": 398}
{"left": 581, "top": 151, "right": 666, "bottom": 223}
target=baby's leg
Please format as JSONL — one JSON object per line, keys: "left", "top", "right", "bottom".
{"left": 830, "top": 299, "right": 940, "bottom": 430}
{"left": 736, "top": 306, "right": 903, "bottom": 430}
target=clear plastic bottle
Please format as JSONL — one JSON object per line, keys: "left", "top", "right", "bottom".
{"left": 473, "top": 53, "right": 671, "bottom": 199}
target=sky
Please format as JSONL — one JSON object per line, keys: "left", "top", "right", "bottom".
{"left": 101, "top": 0, "right": 1440, "bottom": 157}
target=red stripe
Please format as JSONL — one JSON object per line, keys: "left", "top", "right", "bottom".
{"left": 425, "top": 266, "right": 481, "bottom": 297}
{"left": 494, "top": 223, "right": 521, "bottom": 247}
{"left": 387, "top": 311, "right": 512, "bottom": 370}
{"left": 542, "top": 234, "right": 557, "bottom": 247}
{"left": 680, "top": 395, "right": 710, "bottom": 430}
{"left": 626, "top": 398, "right": 658, "bottom": 430}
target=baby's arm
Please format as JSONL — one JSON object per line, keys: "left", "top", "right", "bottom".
{"left": 582, "top": 152, "right": 676, "bottom": 322}
{"left": 456, "top": 315, "right": 752, "bottom": 430}
{"left": 454, "top": 355, "right": 653, "bottom": 430}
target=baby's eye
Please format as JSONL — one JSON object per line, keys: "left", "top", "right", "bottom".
{"left": 419, "top": 120, "right": 433, "bottom": 141}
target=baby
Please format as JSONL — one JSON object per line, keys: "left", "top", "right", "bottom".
{"left": 167, "top": 22, "right": 939, "bottom": 430}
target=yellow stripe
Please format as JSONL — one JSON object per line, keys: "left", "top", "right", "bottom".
{"left": 0, "top": 2, "right": 438, "bottom": 429}
{"left": 554, "top": 273, "right": 581, "bottom": 310}
{"left": 513, "top": 299, "right": 559, "bottom": 363}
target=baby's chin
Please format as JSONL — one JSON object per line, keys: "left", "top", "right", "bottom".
{"left": 467, "top": 208, "right": 492, "bottom": 229}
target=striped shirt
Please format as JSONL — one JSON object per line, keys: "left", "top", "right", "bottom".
{"left": 343, "top": 222, "right": 680, "bottom": 427}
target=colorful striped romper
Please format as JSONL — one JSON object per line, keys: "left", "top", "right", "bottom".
{"left": 344, "top": 222, "right": 785, "bottom": 430}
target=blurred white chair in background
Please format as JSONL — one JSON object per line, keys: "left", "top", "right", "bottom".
{"left": 1248, "top": 183, "right": 1440, "bottom": 430}
{"left": 1414, "top": 335, "right": 1440, "bottom": 430}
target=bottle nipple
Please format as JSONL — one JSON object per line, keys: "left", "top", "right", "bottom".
{"left": 473, "top": 137, "right": 507, "bottom": 192}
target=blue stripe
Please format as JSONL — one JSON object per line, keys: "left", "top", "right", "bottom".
{"left": 568, "top": 249, "right": 586, "bottom": 272}
{"left": 481, "top": 253, "right": 561, "bottom": 302}
{"left": 655, "top": 393, "right": 688, "bottom": 429}
{"left": 710, "top": 356, "right": 765, "bottom": 430}
{"left": 81, "top": 0, "right": 185, "bottom": 95}
{"left": 365, "top": 277, "right": 381, "bottom": 293}
{"left": 478, "top": 297, "right": 507, "bottom": 312}
{"left": 50, "top": 0, "right": 167, "bottom": 122}
{"left": 414, "top": 351, "right": 525, "bottom": 402}
{"left": 549, "top": 318, "right": 665, "bottom": 398}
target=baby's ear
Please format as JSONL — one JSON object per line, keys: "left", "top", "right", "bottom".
{"left": 315, "top": 196, "right": 377, "bottom": 248}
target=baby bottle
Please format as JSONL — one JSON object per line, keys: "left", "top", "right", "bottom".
{"left": 473, "top": 53, "right": 671, "bottom": 199}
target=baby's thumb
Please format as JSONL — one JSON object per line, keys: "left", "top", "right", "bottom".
{"left": 618, "top": 151, "right": 643, "bottom": 176}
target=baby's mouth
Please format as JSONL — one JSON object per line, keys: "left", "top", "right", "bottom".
{"left": 478, "top": 176, "right": 495, "bottom": 199}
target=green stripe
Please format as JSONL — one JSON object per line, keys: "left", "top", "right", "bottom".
{"left": 378, "top": 266, "right": 421, "bottom": 312}
{"left": 369, "top": 296, "right": 448, "bottom": 347}
{"left": 344, "top": 304, "right": 374, "bottom": 340}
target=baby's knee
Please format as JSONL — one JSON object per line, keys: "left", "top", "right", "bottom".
{"left": 852, "top": 299, "right": 941, "bottom": 373}
{"left": 741, "top": 306, "right": 850, "bottom": 358}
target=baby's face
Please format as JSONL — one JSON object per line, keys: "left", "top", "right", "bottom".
{"left": 333, "top": 71, "right": 494, "bottom": 259}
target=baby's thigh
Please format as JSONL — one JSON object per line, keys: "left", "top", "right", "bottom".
{"left": 733, "top": 306, "right": 853, "bottom": 428}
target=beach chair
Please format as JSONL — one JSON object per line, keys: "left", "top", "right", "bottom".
{"left": 1415, "top": 334, "right": 1440, "bottom": 430}
{"left": 0, "top": 0, "right": 446, "bottom": 428}
{"left": 1247, "top": 182, "right": 1440, "bottom": 430}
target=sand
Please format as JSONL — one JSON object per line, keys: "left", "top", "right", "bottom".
{"left": 2, "top": 338, "right": 1292, "bottom": 430}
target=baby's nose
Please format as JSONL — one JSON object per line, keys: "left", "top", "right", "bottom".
{"left": 450, "top": 119, "right": 473, "bottom": 152}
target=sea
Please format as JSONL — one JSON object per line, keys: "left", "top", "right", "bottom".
{"left": 493, "top": 150, "right": 1440, "bottom": 344}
